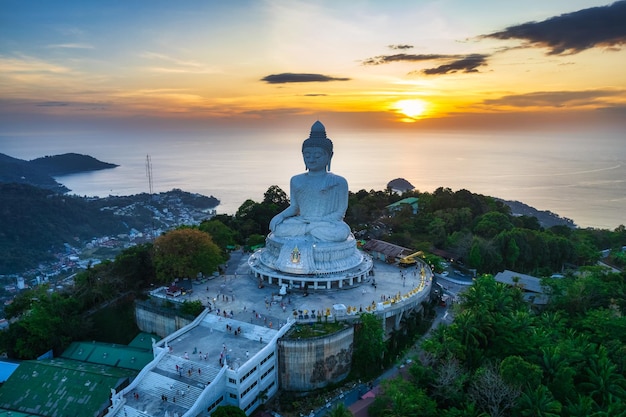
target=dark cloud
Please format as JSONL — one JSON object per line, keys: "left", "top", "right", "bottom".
{"left": 483, "top": 1, "right": 626, "bottom": 55}
{"left": 388, "top": 44, "right": 413, "bottom": 50}
{"left": 483, "top": 89, "right": 624, "bottom": 107}
{"left": 35, "top": 100, "right": 111, "bottom": 111}
{"left": 421, "top": 54, "right": 488, "bottom": 75}
{"left": 303, "top": 93, "right": 328, "bottom": 96}
{"left": 362, "top": 53, "right": 452, "bottom": 65}
{"left": 361, "top": 52, "right": 488, "bottom": 75}
{"left": 261, "top": 73, "right": 350, "bottom": 84}
{"left": 37, "top": 101, "right": 70, "bottom": 107}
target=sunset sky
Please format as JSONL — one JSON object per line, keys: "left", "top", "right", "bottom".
{"left": 1, "top": 0, "right": 625, "bottom": 134}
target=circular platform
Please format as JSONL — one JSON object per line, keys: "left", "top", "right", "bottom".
{"left": 248, "top": 236, "right": 374, "bottom": 291}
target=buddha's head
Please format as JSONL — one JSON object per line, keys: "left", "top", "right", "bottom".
{"left": 302, "top": 121, "right": 333, "bottom": 171}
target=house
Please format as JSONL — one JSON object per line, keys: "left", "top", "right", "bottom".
{"left": 493, "top": 270, "right": 550, "bottom": 306}
{"left": 362, "top": 239, "right": 413, "bottom": 263}
{"left": 386, "top": 197, "right": 419, "bottom": 215}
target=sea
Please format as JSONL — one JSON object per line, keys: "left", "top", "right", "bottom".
{"left": 2, "top": 127, "right": 625, "bottom": 230}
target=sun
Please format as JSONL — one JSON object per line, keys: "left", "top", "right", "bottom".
{"left": 394, "top": 99, "right": 428, "bottom": 121}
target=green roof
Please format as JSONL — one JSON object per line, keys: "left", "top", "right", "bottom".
{"left": 128, "top": 332, "right": 160, "bottom": 350}
{"left": 0, "top": 359, "right": 136, "bottom": 417}
{"left": 61, "top": 341, "right": 154, "bottom": 371}
{"left": 0, "top": 333, "right": 159, "bottom": 416}
{"left": 386, "top": 197, "right": 419, "bottom": 208}
{"left": 387, "top": 197, "right": 419, "bottom": 209}
{"left": 0, "top": 410, "right": 40, "bottom": 416}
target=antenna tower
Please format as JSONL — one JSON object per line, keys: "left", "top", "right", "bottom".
{"left": 146, "top": 154, "right": 154, "bottom": 195}
{"left": 145, "top": 154, "right": 156, "bottom": 240}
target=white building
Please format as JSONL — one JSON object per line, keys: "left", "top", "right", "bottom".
{"left": 107, "top": 310, "right": 294, "bottom": 417}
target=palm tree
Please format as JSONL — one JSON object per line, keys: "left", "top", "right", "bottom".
{"left": 579, "top": 351, "right": 626, "bottom": 407}
{"left": 516, "top": 385, "right": 562, "bottom": 417}
{"left": 324, "top": 402, "right": 353, "bottom": 417}
{"left": 564, "top": 395, "right": 596, "bottom": 417}
{"left": 449, "top": 310, "right": 489, "bottom": 369}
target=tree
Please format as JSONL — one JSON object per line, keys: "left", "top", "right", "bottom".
{"left": 504, "top": 238, "right": 520, "bottom": 269}
{"left": 467, "top": 363, "right": 521, "bottom": 417}
{"left": 235, "top": 199, "right": 257, "bottom": 219}
{"left": 473, "top": 211, "right": 514, "bottom": 238}
{"left": 1, "top": 286, "right": 90, "bottom": 359}
{"left": 500, "top": 355, "right": 542, "bottom": 389}
{"left": 246, "top": 234, "right": 266, "bottom": 249}
{"left": 152, "top": 228, "right": 224, "bottom": 283}
{"left": 212, "top": 405, "right": 246, "bottom": 417}
{"left": 199, "top": 219, "right": 238, "bottom": 251}
{"left": 324, "top": 402, "right": 353, "bottom": 417}
{"left": 179, "top": 300, "right": 204, "bottom": 317}
{"left": 538, "top": 345, "right": 577, "bottom": 404}
{"left": 263, "top": 184, "right": 289, "bottom": 209}
{"left": 428, "top": 218, "right": 447, "bottom": 247}
{"left": 353, "top": 313, "right": 386, "bottom": 377}
{"left": 579, "top": 348, "right": 626, "bottom": 408}
{"left": 515, "top": 385, "right": 562, "bottom": 417}
{"left": 430, "top": 356, "right": 469, "bottom": 408}
{"left": 369, "top": 377, "right": 437, "bottom": 417}
{"left": 111, "top": 243, "right": 155, "bottom": 289}
{"left": 564, "top": 395, "right": 596, "bottom": 417}
{"left": 448, "top": 310, "right": 490, "bottom": 369}
{"left": 467, "top": 242, "right": 483, "bottom": 271}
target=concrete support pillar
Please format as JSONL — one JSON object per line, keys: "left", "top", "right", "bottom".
{"left": 394, "top": 310, "right": 404, "bottom": 329}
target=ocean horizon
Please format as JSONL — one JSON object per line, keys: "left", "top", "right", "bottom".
{"left": 2, "top": 127, "right": 625, "bottom": 230}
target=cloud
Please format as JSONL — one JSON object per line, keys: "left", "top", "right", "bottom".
{"left": 361, "top": 52, "right": 488, "bottom": 75}
{"left": 483, "top": 89, "right": 625, "bottom": 108}
{"left": 37, "top": 101, "right": 70, "bottom": 107}
{"left": 0, "top": 54, "right": 71, "bottom": 74}
{"left": 362, "top": 53, "right": 452, "bottom": 65}
{"left": 47, "top": 43, "right": 94, "bottom": 49}
{"left": 483, "top": 1, "right": 626, "bottom": 55}
{"left": 388, "top": 44, "right": 413, "bottom": 50}
{"left": 421, "top": 54, "right": 488, "bottom": 75}
{"left": 260, "top": 73, "right": 350, "bottom": 84}
{"left": 140, "top": 51, "right": 220, "bottom": 74}
{"left": 303, "top": 93, "right": 328, "bottom": 96}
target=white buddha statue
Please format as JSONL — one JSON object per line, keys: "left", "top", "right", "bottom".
{"left": 257, "top": 121, "right": 364, "bottom": 276}
{"left": 269, "top": 121, "right": 351, "bottom": 242}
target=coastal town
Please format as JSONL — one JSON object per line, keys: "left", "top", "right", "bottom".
{"left": 0, "top": 189, "right": 218, "bottom": 319}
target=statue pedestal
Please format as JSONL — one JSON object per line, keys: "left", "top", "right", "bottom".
{"left": 248, "top": 234, "right": 373, "bottom": 291}
{"left": 261, "top": 234, "right": 363, "bottom": 275}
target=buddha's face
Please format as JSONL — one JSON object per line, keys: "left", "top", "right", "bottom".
{"left": 303, "top": 146, "right": 331, "bottom": 172}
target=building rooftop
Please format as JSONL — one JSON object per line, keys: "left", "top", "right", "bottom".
{"left": 113, "top": 314, "right": 281, "bottom": 417}
{"left": 0, "top": 358, "right": 136, "bottom": 417}
{"left": 0, "top": 333, "right": 157, "bottom": 416}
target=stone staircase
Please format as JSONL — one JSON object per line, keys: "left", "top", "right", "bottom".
{"left": 155, "top": 353, "right": 222, "bottom": 385}
{"left": 138, "top": 371, "right": 203, "bottom": 410}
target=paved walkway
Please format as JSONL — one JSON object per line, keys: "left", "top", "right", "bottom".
{"left": 172, "top": 249, "right": 433, "bottom": 331}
